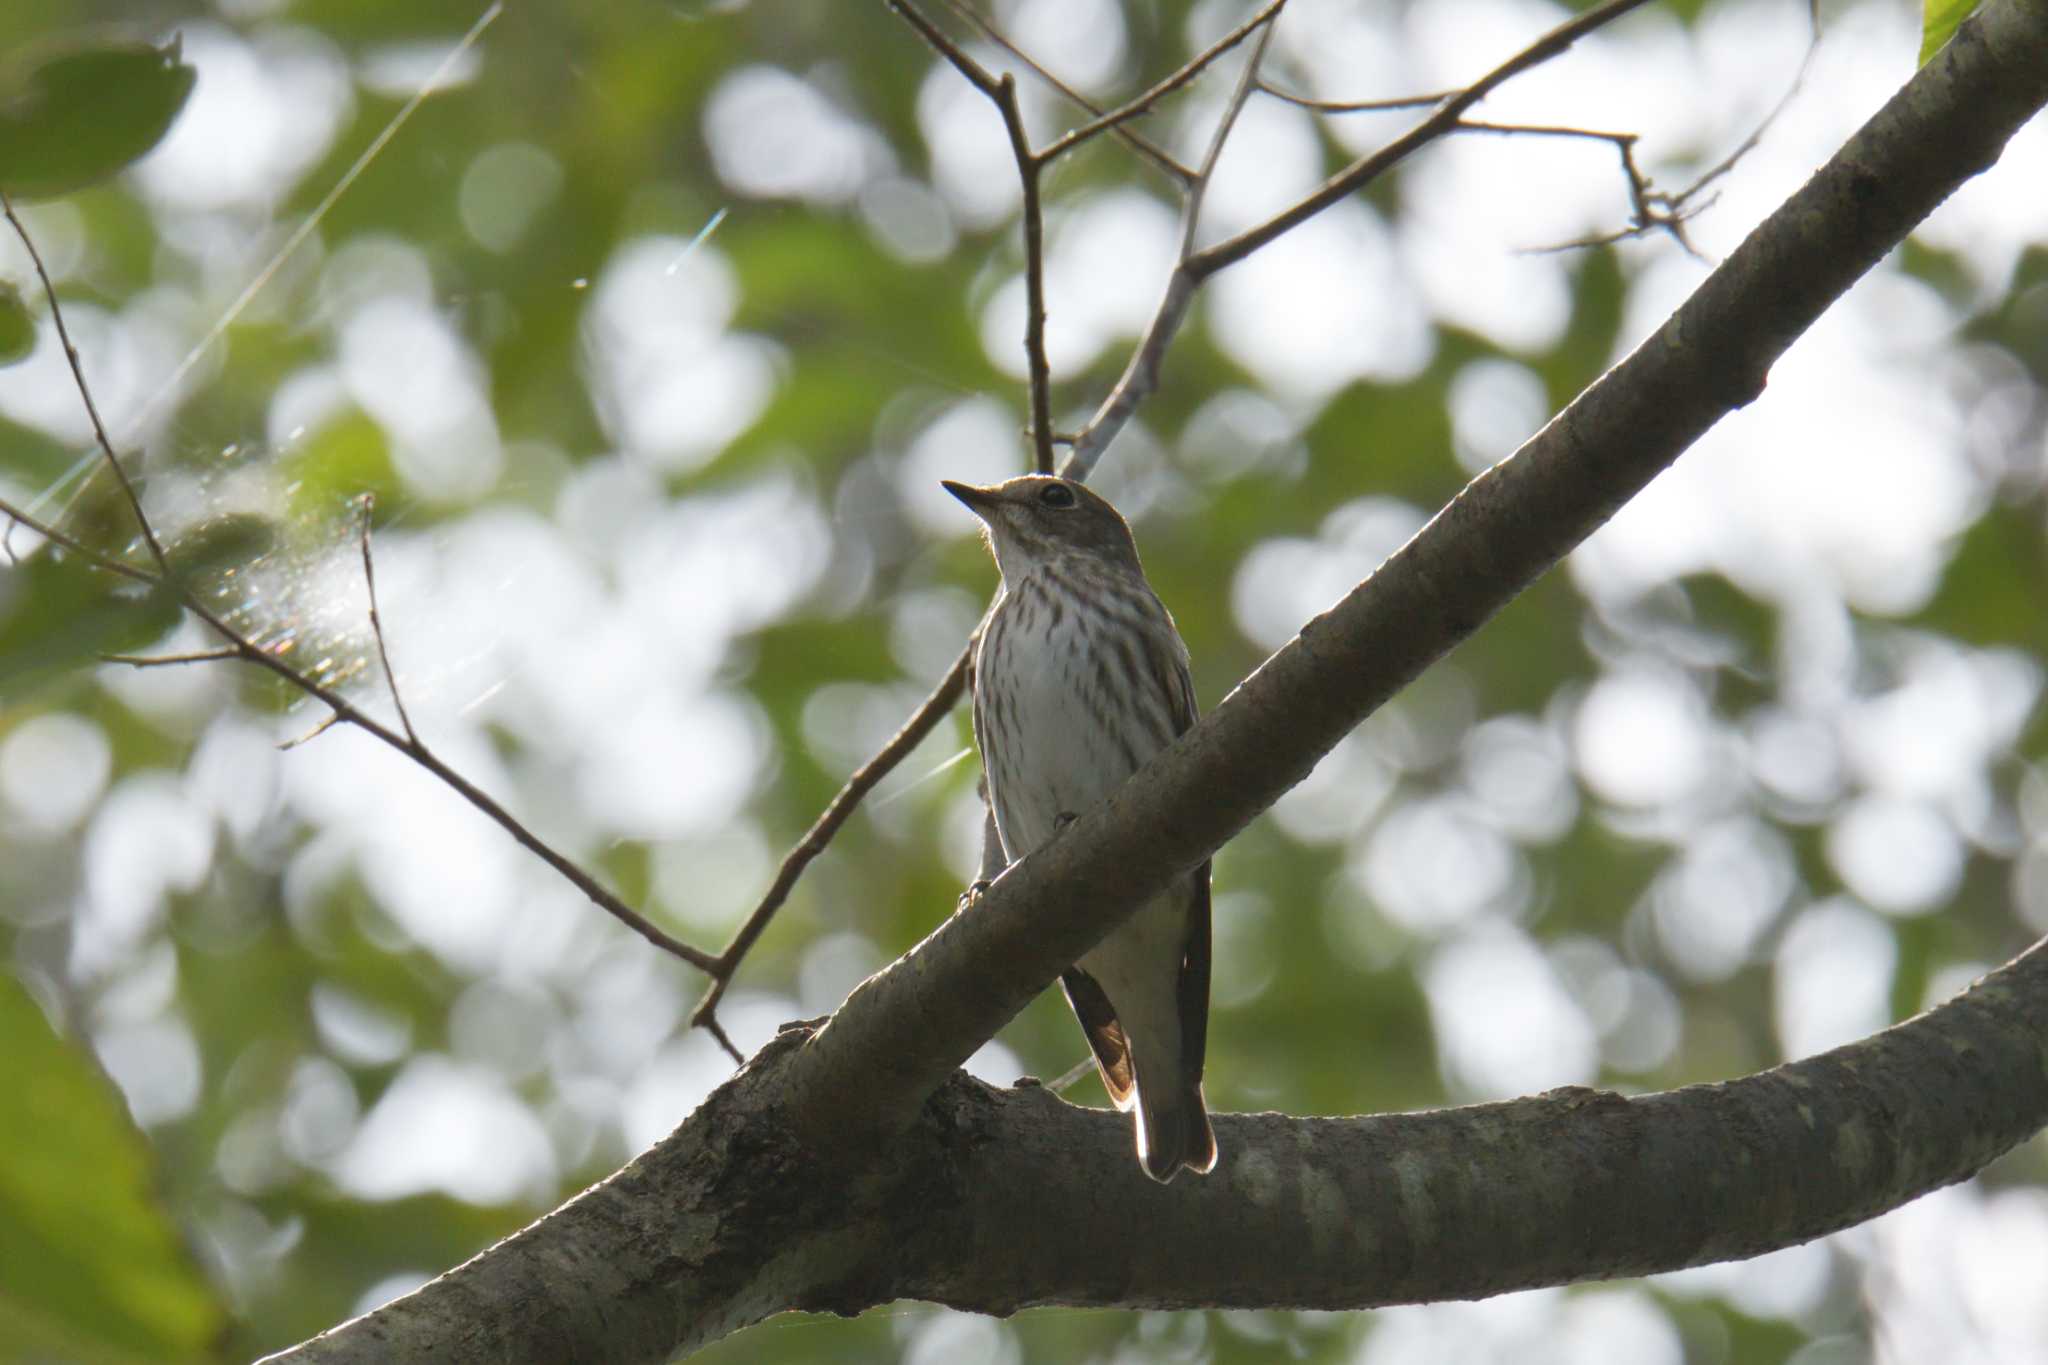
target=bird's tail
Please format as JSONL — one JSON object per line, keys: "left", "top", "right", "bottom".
{"left": 1133, "top": 1075, "right": 1217, "bottom": 1183}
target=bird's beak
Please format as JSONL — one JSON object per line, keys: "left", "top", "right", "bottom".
{"left": 942, "top": 480, "right": 1001, "bottom": 517}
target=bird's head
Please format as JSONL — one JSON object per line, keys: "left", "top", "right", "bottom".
{"left": 942, "top": 475, "right": 1143, "bottom": 584}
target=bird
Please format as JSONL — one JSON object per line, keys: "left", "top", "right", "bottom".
{"left": 943, "top": 473, "right": 1217, "bottom": 1183}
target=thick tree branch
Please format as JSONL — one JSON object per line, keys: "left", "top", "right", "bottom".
{"left": 268, "top": 934, "right": 2048, "bottom": 1361}
{"left": 898, "top": 936, "right": 2048, "bottom": 1314}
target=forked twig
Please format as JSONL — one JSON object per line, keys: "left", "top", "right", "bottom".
{"left": 1181, "top": 12, "right": 1282, "bottom": 259}
{"left": 1, "top": 208, "right": 720, "bottom": 980}
{"left": 688, "top": 644, "right": 973, "bottom": 1057}
{"left": 357, "top": 493, "right": 418, "bottom": 745}
{"left": 1188, "top": 0, "right": 1660, "bottom": 275}
{"left": 102, "top": 648, "right": 242, "bottom": 668}
{"left": 2, "top": 192, "right": 167, "bottom": 570}
{"left": 1061, "top": 0, "right": 1661, "bottom": 478}
{"left": 937, "top": 0, "right": 1193, "bottom": 184}
{"left": 1035, "top": 0, "right": 1290, "bottom": 164}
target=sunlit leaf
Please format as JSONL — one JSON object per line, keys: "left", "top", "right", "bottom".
{"left": 280, "top": 410, "right": 399, "bottom": 516}
{"left": 0, "top": 974, "right": 225, "bottom": 1362}
{"left": 1919, "top": 0, "right": 1978, "bottom": 64}
{"left": 165, "top": 513, "right": 282, "bottom": 591}
{"left": 0, "top": 278, "right": 34, "bottom": 365}
{"left": 0, "top": 35, "right": 196, "bottom": 199}
{"left": 0, "top": 552, "right": 180, "bottom": 697}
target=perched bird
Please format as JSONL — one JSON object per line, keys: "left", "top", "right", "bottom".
{"left": 944, "top": 473, "right": 1217, "bottom": 1183}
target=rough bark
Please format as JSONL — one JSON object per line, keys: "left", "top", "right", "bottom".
{"left": 275, "top": 939, "right": 2048, "bottom": 1360}
{"left": 265, "top": 0, "right": 2048, "bottom": 1359}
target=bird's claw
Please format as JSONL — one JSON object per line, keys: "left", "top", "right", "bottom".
{"left": 956, "top": 878, "right": 993, "bottom": 911}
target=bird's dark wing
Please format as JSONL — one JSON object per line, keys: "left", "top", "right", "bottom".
{"left": 1135, "top": 595, "right": 1211, "bottom": 1102}
{"left": 1061, "top": 968, "right": 1137, "bottom": 1109}
{"left": 1142, "top": 605, "right": 1200, "bottom": 739}
{"left": 1180, "top": 860, "right": 1212, "bottom": 1085}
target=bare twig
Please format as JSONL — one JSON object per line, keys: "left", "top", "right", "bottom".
{"left": 1181, "top": 11, "right": 1283, "bottom": 259}
{"left": 1256, "top": 81, "right": 1453, "bottom": 114}
{"left": 357, "top": 494, "right": 418, "bottom": 745}
{"left": 938, "top": 0, "right": 1193, "bottom": 184}
{"left": 1, "top": 209, "right": 720, "bottom": 979}
{"left": 1045, "top": 1055, "right": 1096, "bottom": 1094}
{"left": 0, "top": 494, "right": 161, "bottom": 588}
{"left": 689, "top": 644, "right": 973, "bottom": 1055}
{"left": 888, "top": 1, "right": 1055, "bottom": 468}
{"left": 1450, "top": 120, "right": 1705, "bottom": 256}
{"left": 1667, "top": 34, "right": 1819, "bottom": 217}
{"left": 1038, "top": 0, "right": 1291, "bottom": 164}
{"left": 279, "top": 713, "right": 343, "bottom": 751}
{"left": 1, "top": 191, "right": 166, "bottom": 570}
{"left": 1189, "top": 0, "right": 1659, "bottom": 276}
{"left": 1001, "top": 76, "right": 1057, "bottom": 473}
{"left": 887, "top": 0, "right": 1003, "bottom": 94}
{"left": 1061, "top": 0, "right": 1658, "bottom": 479}
{"left": 102, "top": 648, "right": 242, "bottom": 668}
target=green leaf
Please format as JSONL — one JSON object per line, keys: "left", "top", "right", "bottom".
{"left": 1919, "top": 0, "right": 1977, "bottom": 64}
{"left": 0, "top": 973, "right": 226, "bottom": 1361}
{"left": 0, "top": 278, "right": 34, "bottom": 365}
{"left": 0, "top": 551, "right": 180, "bottom": 698}
{"left": 279, "top": 410, "right": 399, "bottom": 516}
{"left": 0, "top": 35, "right": 197, "bottom": 200}
{"left": 164, "top": 513, "right": 282, "bottom": 592}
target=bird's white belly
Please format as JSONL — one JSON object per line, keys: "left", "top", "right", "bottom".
{"left": 983, "top": 607, "right": 1142, "bottom": 858}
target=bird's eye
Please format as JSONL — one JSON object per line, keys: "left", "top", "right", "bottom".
{"left": 1038, "top": 483, "right": 1077, "bottom": 509}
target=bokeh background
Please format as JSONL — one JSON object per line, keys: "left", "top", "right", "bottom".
{"left": 2, "top": 0, "right": 2046, "bottom": 1360}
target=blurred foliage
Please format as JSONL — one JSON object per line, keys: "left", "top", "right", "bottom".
{"left": 0, "top": 279, "right": 32, "bottom": 365}
{"left": 0, "top": 973, "right": 222, "bottom": 1362}
{"left": 0, "top": 1, "right": 2042, "bottom": 1363}
{"left": 0, "top": 35, "right": 194, "bottom": 199}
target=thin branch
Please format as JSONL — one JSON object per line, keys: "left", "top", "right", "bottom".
{"left": 102, "top": 648, "right": 241, "bottom": 668}
{"left": 1000, "top": 76, "right": 1056, "bottom": 473}
{"left": 689, "top": 644, "right": 972, "bottom": 1051}
{"left": 1256, "top": 81, "right": 1453, "bottom": 114}
{"left": 1453, "top": 118, "right": 1635, "bottom": 139}
{"left": 1450, "top": 120, "right": 1706, "bottom": 257}
{"left": 1061, "top": 0, "right": 1657, "bottom": 479}
{"left": 278, "top": 713, "right": 342, "bottom": 751}
{"left": 1045, "top": 1055, "right": 1095, "bottom": 1094}
{"left": 1667, "top": 32, "right": 1819, "bottom": 217}
{"left": 1038, "top": 0, "right": 1291, "bottom": 164}
{"left": 0, "top": 494, "right": 161, "bottom": 588}
{"left": 886, "top": 0, "right": 1003, "bottom": 95}
{"left": 357, "top": 494, "right": 418, "bottom": 745}
{"left": 1181, "top": 9, "right": 1283, "bottom": 260}
{"left": 2, "top": 217, "right": 720, "bottom": 979}
{"left": 1188, "top": 0, "right": 1660, "bottom": 277}
{"left": 2, "top": 192, "right": 167, "bottom": 570}
{"left": 937, "top": 0, "right": 1194, "bottom": 185}
{"left": 888, "top": 2, "right": 1056, "bottom": 469}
